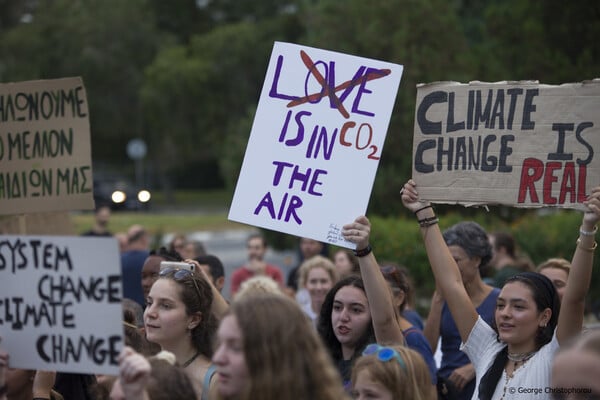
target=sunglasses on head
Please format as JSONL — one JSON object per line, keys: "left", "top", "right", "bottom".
{"left": 362, "top": 343, "right": 406, "bottom": 370}
{"left": 159, "top": 267, "right": 202, "bottom": 301}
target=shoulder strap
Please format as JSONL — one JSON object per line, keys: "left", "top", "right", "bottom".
{"left": 403, "top": 326, "right": 419, "bottom": 337}
{"left": 201, "top": 364, "right": 218, "bottom": 400}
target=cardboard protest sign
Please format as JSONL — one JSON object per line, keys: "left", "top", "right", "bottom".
{"left": 0, "top": 77, "right": 94, "bottom": 215}
{"left": 0, "top": 235, "right": 123, "bottom": 375}
{"left": 229, "top": 42, "right": 403, "bottom": 248}
{"left": 412, "top": 80, "right": 600, "bottom": 210}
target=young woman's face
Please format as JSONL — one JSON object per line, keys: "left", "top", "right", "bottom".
{"left": 539, "top": 267, "right": 568, "bottom": 302}
{"left": 331, "top": 285, "right": 372, "bottom": 352}
{"left": 212, "top": 315, "right": 249, "bottom": 397}
{"left": 495, "top": 281, "right": 549, "bottom": 351}
{"left": 306, "top": 267, "right": 333, "bottom": 305}
{"left": 352, "top": 369, "right": 393, "bottom": 400}
{"left": 143, "top": 279, "right": 195, "bottom": 348}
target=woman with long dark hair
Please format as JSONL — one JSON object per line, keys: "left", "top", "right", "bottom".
{"left": 401, "top": 180, "right": 598, "bottom": 399}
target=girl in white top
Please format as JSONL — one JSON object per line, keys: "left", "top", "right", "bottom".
{"left": 401, "top": 180, "right": 599, "bottom": 400}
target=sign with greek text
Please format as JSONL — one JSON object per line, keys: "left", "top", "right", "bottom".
{"left": 412, "top": 80, "right": 600, "bottom": 210}
{"left": 228, "top": 42, "right": 403, "bottom": 248}
{"left": 0, "top": 77, "right": 94, "bottom": 215}
{"left": 0, "top": 236, "right": 123, "bottom": 375}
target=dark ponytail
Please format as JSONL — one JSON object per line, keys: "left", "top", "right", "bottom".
{"left": 478, "top": 346, "right": 508, "bottom": 400}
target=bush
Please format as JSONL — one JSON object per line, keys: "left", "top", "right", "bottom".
{"left": 368, "top": 209, "right": 600, "bottom": 316}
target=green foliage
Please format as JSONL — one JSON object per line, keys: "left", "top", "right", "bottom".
{"left": 300, "top": 0, "right": 476, "bottom": 216}
{"left": 367, "top": 210, "right": 600, "bottom": 306}
{"left": 1, "top": 0, "right": 598, "bottom": 222}
{"left": 0, "top": 0, "right": 162, "bottom": 165}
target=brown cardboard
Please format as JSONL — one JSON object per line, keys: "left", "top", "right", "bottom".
{"left": 0, "top": 77, "right": 94, "bottom": 215}
{"left": 412, "top": 80, "right": 600, "bottom": 210}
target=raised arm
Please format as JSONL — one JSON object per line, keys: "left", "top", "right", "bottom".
{"left": 32, "top": 370, "right": 56, "bottom": 399}
{"left": 187, "top": 259, "right": 230, "bottom": 319}
{"left": 423, "top": 289, "right": 443, "bottom": 352}
{"left": 117, "top": 346, "right": 151, "bottom": 400}
{"left": 556, "top": 186, "right": 599, "bottom": 343}
{"left": 401, "top": 179, "right": 478, "bottom": 343}
{"left": 342, "top": 216, "right": 404, "bottom": 345}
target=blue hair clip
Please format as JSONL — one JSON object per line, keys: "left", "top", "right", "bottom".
{"left": 362, "top": 343, "right": 406, "bottom": 370}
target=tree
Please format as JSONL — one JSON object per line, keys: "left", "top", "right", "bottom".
{"left": 300, "top": 0, "right": 474, "bottom": 215}
{"left": 140, "top": 12, "right": 305, "bottom": 190}
{"left": 0, "top": 0, "right": 161, "bottom": 169}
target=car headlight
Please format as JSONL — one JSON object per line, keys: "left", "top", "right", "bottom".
{"left": 111, "top": 190, "right": 127, "bottom": 203}
{"left": 138, "top": 190, "right": 151, "bottom": 203}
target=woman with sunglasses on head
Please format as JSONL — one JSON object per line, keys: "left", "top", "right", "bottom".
{"left": 401, "top": 179, "right": 599, "bottom": 400}
{"left": 318, "top": 216, "right": 404, "bottom": 390}
{"left": 144, "top": 263, "right": 221, "bottom": 400}
{"left": 351, "top": 344, "right": 436, "bottom": 400}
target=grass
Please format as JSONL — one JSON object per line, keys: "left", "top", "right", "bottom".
{"left": 71, "top": 211, "right": 248, "bottom": 236}
{"left": 72, "top": 188, "right": 250, "bottom": 235}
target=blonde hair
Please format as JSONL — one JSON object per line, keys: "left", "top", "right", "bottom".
{"left": 537, "top": 257, "right": 571, "bottom": 276}
{"left": 220, "top": 294, "right": 349, "bottom": 400}
{"left": 234, "top": 275, "right": 283, "bottom": 301}
{"left": 297, "top": 255, "right": 338, "bottom": 289}
{"left": 351, "top": 345, "right": 435, "bottom": 400}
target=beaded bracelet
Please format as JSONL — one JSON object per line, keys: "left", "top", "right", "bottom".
{"left": 418, "top": 216, "right": 439, "bottom": 228}
{"left": 577, "top": 238, "right": 598, "bottom": 252}
{"left": 580, "top": 225, "right": 598, "bottom": 237}
{"left": 354, "top": 244, "right": 373, "bottom": 257}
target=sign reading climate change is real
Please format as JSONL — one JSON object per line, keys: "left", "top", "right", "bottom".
{"left": 229, "top": 42, "right": 403, "bottom": 248}
{"left": 0, "top": 235, "right": 123, "bottom": 375}
{"left": 412, "top": 80, "right": 600, "bottom": 210}
{"left": 0, "top": 77, "right": 94, "bottom": 215}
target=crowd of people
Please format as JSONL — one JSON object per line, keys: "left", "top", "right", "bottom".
{"left": 1, "top": 182, "right": 599, "bottom": 400}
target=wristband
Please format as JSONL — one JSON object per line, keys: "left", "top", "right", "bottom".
{"left": 354, "top": 244, "right": 373, "bottom": 257}
{"left": 577, "top": 238, "right": 597, "bottom": 252}
{"left": 418, "top": 216, "right": 439, "bottom": 228}
{"left": 580, "top": 225, "right": 598, "bottom": 237}
{"left": 414, "top": 204, "right": 433, "bottom": 215}
{"left": 0, "top": 384, "right": 7, "bottom": 396}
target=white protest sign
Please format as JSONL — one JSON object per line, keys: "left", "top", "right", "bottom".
{"left": 412, "top": 80, "right": 600, "bottom": 210}
{"left": 0, "top": 236, "right": 123, "bottom": 375}
{"left": 0, "top": 77, "right": 94, "bottom": 215}
{"left": 228, "top": 42, "right": 403, "bottom": 248}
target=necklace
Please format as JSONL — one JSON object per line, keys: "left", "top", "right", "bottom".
{"left": 500, "top": 351, "right": 535, "bottom": 399}
{"left": 507, "top": 350, "right": 537, "bottom": 363}
{"left": 181, "top": 351, "right": 201, "bottom": 368}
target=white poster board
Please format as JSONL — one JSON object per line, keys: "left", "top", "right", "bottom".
{"left": 229, "top": 42, "right": 403, "bottom": 248}
{"left": 0, "top": 235, "right": 123, "bottom": 375}
{"left": 412, "top": 80, "right": 600, "bottom": 209}
{"left": 0, "top": 77, "right": 94, "bottom": 215}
